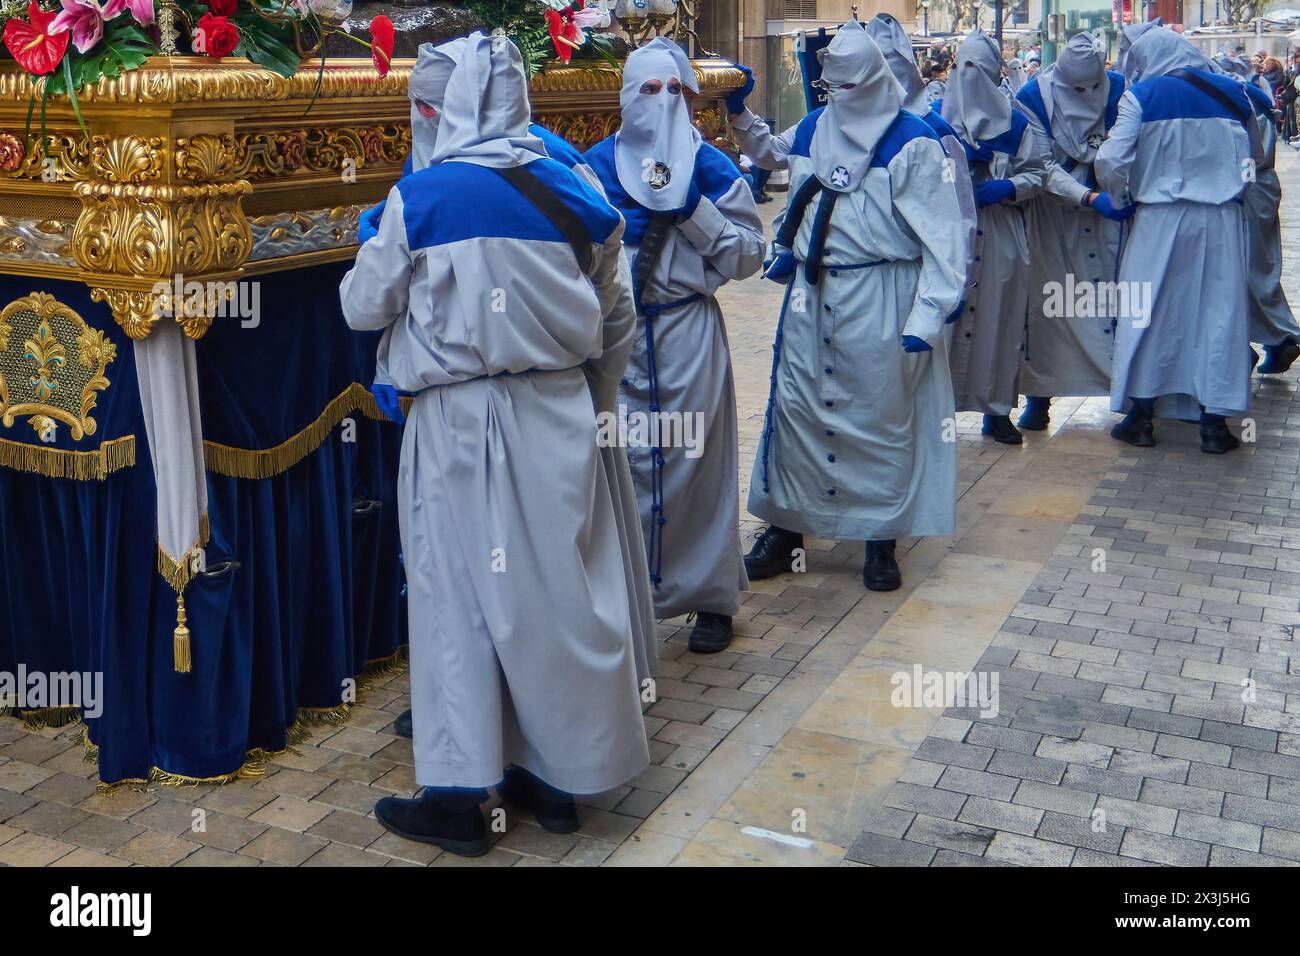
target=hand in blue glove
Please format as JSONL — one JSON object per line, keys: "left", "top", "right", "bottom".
{"left": 675, "top": 181, "right": 702, "bottom": 219}
{"left": 901, "top": 335, "right": 933, "bottom": 353}
{"left": 358, "top": 200, "right": 386, "bottom": 244}
{"left": 975, "top": 179, "right": 1015, "bottom": 208}
{"left": 944, "top": 299, "right": 965, "bottom": 325}
{"left": 725, "top": 64, "right": 755, "bottom": 116}
{"left": 763, "top": 251, "right": 797, "bottom": 285}
{"left": 370, "top": 383, "right": 405, "bottom": 426}
{"left": 1090, "top": 192, "right": 1137, "bottom": 222}
{"left": 963, "top": 141, "right": 995, "bottom": 165}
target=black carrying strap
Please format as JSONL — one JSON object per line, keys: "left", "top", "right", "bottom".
{"left": 493, "top": 164, "right": 593, "bottom": 275}
{"left": 631, "top": 212, "right": 678, "bottom": 311}
{"left": 1170, "top": 68, "right": 1256, "bottom": 131}
{"left": 775, "top": 173, "right": 825, "bottom": 249}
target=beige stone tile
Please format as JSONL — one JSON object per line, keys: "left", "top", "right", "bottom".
{"left": 247, "top": 795, "right": 331, "bottom": 833}
{"left": 718, "top": 729, "right": 911, "bottom": 847}
{"left": 672, "top": 817, "right": 844, "bottom": 867}
{"left": 603, "top": 829, "right": 688, "bottom": 866}
{"left": 796, "top": 658, "right": 942, "bottom": 747}
{"left": 955, "top": 512, "right": 1075, "bottom": 563}
{"left": 637, "top": 737, "right": 771, "bottom": 841}
{"left": 0, "top": 831, "right": 75, "bottom": 866}
{"left": 988, "top": 482, "right": 1096, "bottom": 519}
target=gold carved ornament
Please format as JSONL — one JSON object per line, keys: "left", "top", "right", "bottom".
{"left": 0, "top": 291, "right": 116, "bottom": 442}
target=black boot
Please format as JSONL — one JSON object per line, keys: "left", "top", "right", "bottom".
{"left": 743, "top": 525, "right": 804, "bottom": 580}
{"left": 688, "top": 612, "right": 733, "bottom": 654}
{"left": 982, "top": 414, "right": 1023, "bottom": 445}
{"left": 374, "top": 788, "right": 488, "bottom": 856}
{"left": 499, "top": 766, "right": 579, "bottom": 834}
{"left": 1200, "top": 414, "right": 1240, "bottom": 454}
{"left": 1111, "top": 399, "right": 1155, "bottom": 447}
{"left": 1018, "top": 396, "right": 1051, "bottom": 431}
{"left": 863, "top": 539, "right": 902, "bottom": 592}
{"left": 392, "top": 708, "right": 412, "bottom": 739}
{"left": 1258, "top": 337, "right": 1300, "bottom": 374}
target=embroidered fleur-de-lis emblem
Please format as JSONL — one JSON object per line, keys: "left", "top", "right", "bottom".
{"left": 24, "top": 318, "right": 65, "bottom": 401}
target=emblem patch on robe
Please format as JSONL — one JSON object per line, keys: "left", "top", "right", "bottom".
{"left": 1087, "top": 132, "right": 1105, "bottom": 150}
{"left": 830, "top": 165, "right": 851, "bottom": 189}
{"left": 0, "top": 291, "right": 116, "bottom": 441}
{"left": 648, "top": 162, "right": 672, "bottom": 189}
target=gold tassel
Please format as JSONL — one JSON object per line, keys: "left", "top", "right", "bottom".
{"left": 0, "top": 435, "right": 136, "bottom": 481}
{"left": 173, "top": 593, "right": 192, "bottom": 674}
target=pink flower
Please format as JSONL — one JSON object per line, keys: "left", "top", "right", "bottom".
{"left": 124, "top": 0, "right": 154, "bottom": 26}
{"left": 49, "top": 0, "right": 124, "bottom": 54}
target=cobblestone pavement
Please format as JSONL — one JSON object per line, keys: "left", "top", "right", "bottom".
{"left": 3, "top": 153, "right": 1300, "bottom": 867}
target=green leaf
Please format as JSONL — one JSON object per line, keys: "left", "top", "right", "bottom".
{"left": 63, "top": 56, "right": 89, "bottom": 137}
{"left": 234, "top": 20, "right": 303, "bottom": 79}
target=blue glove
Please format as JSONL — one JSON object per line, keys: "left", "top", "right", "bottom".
{"left": 725, "top": 64, "right": 755, "bottom": 115}
{"left": 676, "top": 181, "right": 702, "bottom": 219}
{"left": 358, "top": 200, "right": 386, "bottom": 244}
{"left": 763, "top": 251, "right": 797, "bottom": 285}
{"left": 975, "top": 179, "right": 1015, "bottom": 207}
{"left": 944, "top": 299, "right": 965, "bottom": 325}
{"left": 902, "top": 335, "right": 933, "bottom": 353}
{"left": 963, "top": 141, "right": 994, "bottom": 164}
{"left": 1090, "top": 192, "right": 1137, "bottom": 222}
{"left": 370, "top": 383, "right": 405, "bottom": 426}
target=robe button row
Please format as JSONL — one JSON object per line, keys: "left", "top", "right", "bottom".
{"left": 827, "top": 454, "right": 836, "bottom": 463}
{"left": 825, "top": 367, "right": 833, "bottom": 375}
{"left": 823, "top": 336, "right": 831, "bottom": 344}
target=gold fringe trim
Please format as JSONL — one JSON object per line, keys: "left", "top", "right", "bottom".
{"left": 18, "top": 705, "right": 82, "bottom": 730}
{"left": 203, "top": 383, "right": 405, "bottom": 481}
{"left": 0, "top": 435, "right": 136, "bottom": 481}
{"left": 73, "top": 644, "right": 409, "bottom": 792}
{"left": 155, "top": 513, "right": 212, "bottom": 594}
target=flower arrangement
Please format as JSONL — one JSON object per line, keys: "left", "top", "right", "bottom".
{"left": 467, "top": 0, "right": 616, "bottom": 76}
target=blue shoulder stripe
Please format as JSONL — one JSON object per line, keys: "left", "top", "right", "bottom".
{"left": 1243, "top": 82, "right": 1274, "bottom": 116}
{"left": 1104, "top": 70, "right": 1126, "bottom": 129}
{"left": 980, "top": 110, "right": 1028, "bottom": 155}
{"left": 923, "top": 108, "right": 958, "bottom": 140}
{"left": 398, "top": 158, "right": 621, "bottom": 251}
{"left": 1016, "top": 77, "right": 1051, "bottom": 136}
{"left": 789, "top": 107, "right": 826, "bottom": 158}
{"left": 1133, "top": 71, "right": 1250, "bottom": 125}
{"left": 872, "top": 110, "right": 942, "bottom": 167}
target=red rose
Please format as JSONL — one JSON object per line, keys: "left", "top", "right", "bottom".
{"left": 194, "top": 13, "right": 239, "bottom": 59}
{"left": 207, "top": 0, "right": 238, "bottom": 16}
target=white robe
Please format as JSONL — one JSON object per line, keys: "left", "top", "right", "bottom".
{"left": 947, "top": 109, "right": 1049, "bottom": 416}
{"left": 1018, "top": 77, "right": 1124, "bottom": 398}
{"left": 1097, "top": 79, "right": 1252, "bottom": 419}
{"left": 748, "top": 110, "right": 965, "bottom": 541}
{"left": 1242, "top": 95, "right": 1300, "bottom": 347}
{"left": 585, "top": 139, "right": 766, "bottom": 620}
{"left": 340, "top": 158, "right": 650, "bottom": 793}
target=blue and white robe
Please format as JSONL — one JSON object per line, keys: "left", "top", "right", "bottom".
{"left": 940, "top": 104, "right": 1049, "bottom": 416}
{"left": 1096, "top": 70, "right": 1252, "bottom": 419}
{"left": 1016, "top": 71, "right": 1126, "bottom": 397}
{"left": 748, "top": 108, "right": 965, "bottom": 541}
{"left": 340, "top": 157, "right": 650, "bottom": 793}
{"left": 585, "top": 137, "right": 765, "bottom": 620}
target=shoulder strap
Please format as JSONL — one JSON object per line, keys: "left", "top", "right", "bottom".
{"left": 492, "top": 163, "right": 593, "bottom": 275}
{"left": 631, "top": 212, "right": 678, "bottom": 310}
{"left": 1169, "top": 68, "right": 1251, "bottom": 128}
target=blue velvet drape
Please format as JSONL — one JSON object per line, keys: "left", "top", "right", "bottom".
{"left": 0, "top": 264, "right": 405, "bottom": 784}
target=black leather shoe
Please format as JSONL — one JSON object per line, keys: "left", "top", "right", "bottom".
{"left": 1200, "top": 420, "right": 1240, "bottom": 454}
{"left": 863, "top": 540, "right": 902, "bottom": 592}
{"left": 1258, "top": 339, "right": 1300, "bottom": 374}
{"left": 374, "top": 790, "right": 488, "bottom": 856}
{"left": 982, "top": 414, "right": 1023, "bottom": 444}
{"left": 499, "top": 767, "right": 579, "bottom": 834}
{"left": 1018, "top": 397, "right": 1051, "bottom": 431}
{"left": 688, "top": 612, "right": 733, "bottom": 654}
{"left": 1110, "top": 415, "right": 1155, "bottom": 447}
{"left": 743, "top": 525, "right": 804, "bottom": 580}
{"left": 392, "top": 708, "right": 412, "bottom": 739}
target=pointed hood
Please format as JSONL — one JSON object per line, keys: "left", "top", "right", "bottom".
{"left": 941, "top": 29, "right": 1012, "bottom": 143}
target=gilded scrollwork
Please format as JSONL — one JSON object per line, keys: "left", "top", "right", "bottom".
{"left": 88, "top": 134, "right": 165, "bottom": 183}
{"left": 175, "top": 133, "right": 238, "bottom": 182}
{"left": 0, "top": 291, "right": 115, "bottom": 440}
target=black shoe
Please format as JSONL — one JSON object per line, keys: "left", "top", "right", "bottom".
{"left": 743, "top": 525, "right": 804, "bottom": 580}
{"left": 863, "top": 540, "right": 902, "bottom": 592}
{"left": 392, "top": 708, "right": 412, "bottom": 739}
{"left": 499, "top": 766, "right": 579, "bottom": 834}
{"left": 1258, "top": 338, "right": 1300, "bottom": 374}
{"left": 1017, "top": 397, "right": 1050, "bottom": 431}
{"left": 981, "top": 414, "right": 1023, "bottom": 444}
{"left": 1200, "top": 420, "right": 1240, "bottom": 454}
{"left": 688, "top": 612, "right": 733, "bottom": 654}
{"left": 1110, "top": 414, "right": 1155, "bottom": 447}
{"left": 374, "top": 790, "right": 488, "bottom": 857}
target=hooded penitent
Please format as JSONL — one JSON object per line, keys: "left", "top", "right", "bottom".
{"left": 614, "top": 37, "right": 701, "bottom": 211}
{"left": 1005, "top": 58, "right": 1028, "bottom": 94}
{"left": 865, "top": 13, "right": 929, "bottom": 115}
{"left": 429, "top": 31, "right": 547, "bottom": 169}
{"left": 811, "top": 21, "right": 901, "bottom": 192}
{"left": 942, "top": 30, "right": 1012, "bottom": 144}
{"left": 407, "top": 37, "right": 466, "bottom": 171}
{"left": 1123, "top": 25, "right": 1211, "bottom": 81}
{"left": 1043, "top": 32, "right": 1109, "bottom": 163}
{"left": 1115, "top": 17, "right": 1161, "bottom": 81}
